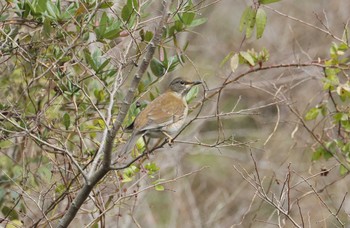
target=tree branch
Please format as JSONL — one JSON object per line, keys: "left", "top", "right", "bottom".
{"left": 57, "top": 1, "right": 172, "bottom": 227}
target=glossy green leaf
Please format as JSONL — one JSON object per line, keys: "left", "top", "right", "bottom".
{"left": 150, "top": 58, "right": 165, "bottom": 77}
{"left": 256, "top": 8, "right": 267, "bottom": 39}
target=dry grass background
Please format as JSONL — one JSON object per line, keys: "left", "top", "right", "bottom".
{"left": 2, "top": 0, "right": 349, "bottom": 227}
{"left": 108, "top": 1, "right": 350, "bottom": 227}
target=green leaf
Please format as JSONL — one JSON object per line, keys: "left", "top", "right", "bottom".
{"left": 99, "top": 12, "right": 108, "bottom": 36}
{"left": 100, "top": 2, "right": 114, "bottom": 9}
{"left": 1, "top": 206, "right": 19, "bottom": 220}
{"left": 46, "top": 1, "right": 60, "bottom": 20}
{"left": 121, "top": 5, "right": 132, "bottom": 21}
{"left": 322, "top": 73, "right": 339, "bottom": 90}
{"left": 174, "top": 20, "right": 184, "bottom": 32}
{"left": 312, "top": 147, "right": 333, "bottom": 161}
{"left": 256, "top": 8, "right": 267, "bottom": 39}
{"left": 188, "top": 18, "right": 207, "bottom": 27}
{"left": 121, "top": 0, "right": 137, "bottom": 22}
{"left": 220, "top": 51, "right": 234, "bottom": 67}
{"left": 182, "top": 11, "right": 195, "bottom": 25}
{"left": 83, "top": 49, "right": 97, "bottom": 71}
{"left": 104, "top": 28, "right": 121, "bottom": 40}
{"left": 96, "top": 58, "right": 111, "bottom": 73}
{"left": 166, "top": 55, "right": 181, "bottom": 72}
{"left": 122, "top": 165, "right": 139, "bottom": 182}
{"left": 239, "top": 7, "right": 251, "bottom": 32}
{"left": 150, "top": 58, "right": 165, "bottom": 77}
{"left": 33, "top": 0, "right": 48, "bottom": 14}
{"left": 186, "top": 85, "right": 199, "bottom": 103}
{"left": 155, "top": 184, "right": 165, "bottom": 191}
{"left": 145, "top": 162, "right": 160, "bottom": 175}
{"left": 259, "top": 0, "right": 281, "bottom": 4}
{"left": 239, "top": 7, "right": 257, "bottom": 38}
{"left": 42, "top": 18, "right": 51, "bottom": 37}
{"left": 311, "top": 148, "right": 323, "bottom": 161}
{"left": 333, "top": 112, "right": 349, "bottom": 122}
{"left": 144, "top": 31, "right": 153, "bottom": 42}
{"left": 63, "top": 112, "right": 70, "bottom": 130}
{"left": 305, "top": 107, "right": 320, "bottom": 120}
{"left": 94, "top": 89, "right": 105, "bottom": 102}
{"left": 323, "top": 149, "right": 333, "bottom": 160}
{"left": 245, "top": 8, "right": 257, "bottom": 38}
{"left": 240, "top": 51, "right": 255, "bottom": 66}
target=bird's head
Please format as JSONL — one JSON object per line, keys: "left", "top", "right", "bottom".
{"left": 168, "top": 77, "right": 202, "bottom": 96}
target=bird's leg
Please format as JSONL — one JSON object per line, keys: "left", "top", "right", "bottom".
{"left": 143, "top": 135, "right": 151, "bottom": 152}
{"left": 161, "top": 131, "right": 174, "bottom": 146}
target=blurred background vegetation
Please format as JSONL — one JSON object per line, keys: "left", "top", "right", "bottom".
{"left": 1, "top": 0, "right": 350, "bottom": 227}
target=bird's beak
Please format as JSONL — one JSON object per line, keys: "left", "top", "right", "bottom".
{"left": 189, "top": 80, "right": 202, "bottom": 86}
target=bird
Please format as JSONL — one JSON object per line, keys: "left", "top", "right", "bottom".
{"left": 122, "top": 77, "right": 202, "bottom": 153}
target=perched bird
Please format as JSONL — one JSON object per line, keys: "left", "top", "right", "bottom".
{"left": 122, "top": 77, "right": 202, "bottom": 153}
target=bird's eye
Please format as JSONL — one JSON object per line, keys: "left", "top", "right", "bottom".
{"left": 180, "top": 81, "right": 185, "bottom": 85}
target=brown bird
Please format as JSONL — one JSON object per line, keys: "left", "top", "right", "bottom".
{"left": 123, "top": 77, "right": 202, "bottom": 153}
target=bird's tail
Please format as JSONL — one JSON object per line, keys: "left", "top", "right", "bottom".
{"left": 120, "top": 132, "right": 141, "bottom": 155}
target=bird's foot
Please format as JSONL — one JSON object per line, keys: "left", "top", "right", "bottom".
{"left": 167, "top": 137, "right": 174, "bottom": 147}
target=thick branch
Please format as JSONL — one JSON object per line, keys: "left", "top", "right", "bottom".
{"left": 57, "top": 1, "right": 172, "bottom": 227}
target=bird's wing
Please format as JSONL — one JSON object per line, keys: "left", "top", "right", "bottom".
{"left": 135, "top": 92, "right": 186, "bottom": 131}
